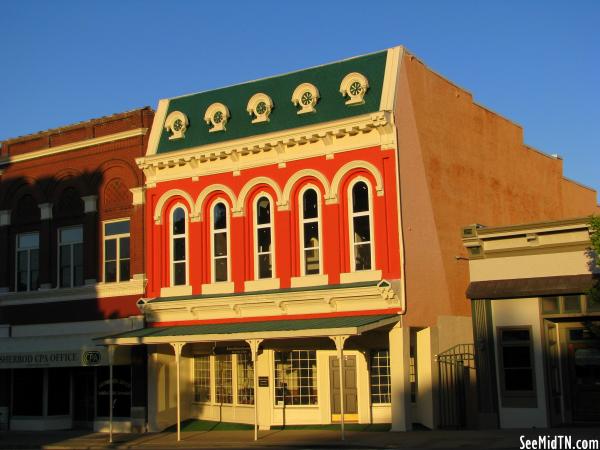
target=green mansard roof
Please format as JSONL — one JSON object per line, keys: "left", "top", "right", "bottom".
{"left": 156, "top": 50, "right": 388, "bottom": 154}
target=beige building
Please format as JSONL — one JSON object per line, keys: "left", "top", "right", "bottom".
{"left": 463, "top": 218, "right": 599, "bottom": 428}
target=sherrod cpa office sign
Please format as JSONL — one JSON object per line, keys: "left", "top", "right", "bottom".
{"left": 0, "top": 349, "right": 104, "bottom": 369}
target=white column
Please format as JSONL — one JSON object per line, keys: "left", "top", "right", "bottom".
{"left": 389, "top": 323, "right": 412, "bottom": 431}
{"left": 330, "top": 335, "right": 349, "bottom": 441}
{"left": 108, "top": 345, "right": 115, "bottom": 443}
{"left": 170, "top": 343, "right": 185, "bottom": 442}
{"left": 246, "top": 339, "right": 263, "bottom": 441}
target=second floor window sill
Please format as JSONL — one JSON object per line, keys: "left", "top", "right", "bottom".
{"left": 244, "top": 278, "right": 280, "bottom": 292}
{"left": 290, "top": 274, "right": 329, "bottom": 288}
{"left": 160, "top": 285, "right": 193, "bottom": 297}
{"left": 201, "top": 282, "right": 235, "bottom": 295}
{"left": 339, "top": 270, "right": 382, "bottom": 284}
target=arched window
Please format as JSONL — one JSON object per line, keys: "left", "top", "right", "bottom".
{"left": 300, "top": 187, "right": 321, "bottom": 275}
{"left": 254, "top": 195, "right": 274, "bottom": 279}
{"left": 211, "top": 201, "right": 230, "bottom": 282}
{"left": 349, "top": 179, "right": 374, "bottom": 271}
{"left": 170, "top": 206, "right": 187, "bottom": 286}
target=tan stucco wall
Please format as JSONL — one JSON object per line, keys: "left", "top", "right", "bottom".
{"left": 470, "top": 250, "right": 591, "bottom": 281}
{"left": 395, "top": 52, "right": 599, "bottom": 327}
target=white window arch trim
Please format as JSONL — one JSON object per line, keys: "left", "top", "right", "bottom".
{"left": 169, "top": 203, "right": 190, "bottom": 287}
{"left": 253, "top": 191, "right": 276, "bottom": 280}
{"left": 347, "top": 176, "right": 376, "bottom": 273}
{"left": 298, "top": 184, "right": 323, "bottom": 277}
{"left": 209, "top": 198, "right": 232, "bottom": 283}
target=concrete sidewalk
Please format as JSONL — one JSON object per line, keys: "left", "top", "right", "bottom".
{"left": 1, "top": 427, "right": 599, "bottom": 449}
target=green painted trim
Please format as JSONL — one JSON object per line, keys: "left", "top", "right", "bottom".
{"left": 157, "top": 51, "right": 387, "bottom": 153}
{"left": 100, "top": 314, "right": 398, "bottom": 340}
{"left": 152, "top": 280, "right": 380, "bottom": 303}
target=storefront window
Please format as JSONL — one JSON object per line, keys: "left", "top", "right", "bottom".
{"left": 274, "top": 350, "right": 317, "bottom": 405}
{"left": 236, "top": 352, "right": 254, "bottom": 405}
{"left": 193, "top": 355, "right": 211, "bottom": 403}
{"left": 97, "top": 366, "right": 132, "bottom": 417}
{"left": 370, "top": 350, "right": 391, "bottom": 404}
{"left": 12, "top": 369, "right": 43, "bottom": 416}
{"left": 47, "top": 368, "right": 70, "bottom": 415}
{"left": 215, "top": 355, "right": 233, "bottom": 404}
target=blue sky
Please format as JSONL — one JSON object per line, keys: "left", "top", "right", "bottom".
{"left": 1, "top": 1, "right": 598, "bottom": 198}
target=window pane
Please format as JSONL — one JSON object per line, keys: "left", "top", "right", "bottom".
{"left": 257, "top": 228, "right": 271, "bottom": 253}
{"left": 213, "top": 232, "right": 227, "bottom": 257}
{"left": 105, "top": 261, "right": 117, "bottom": 283}
{"left": 213, "top": 203, "right": 227, "bottom": 230}
{"left": 172, "top": 208, "right": 186, "bottom": 235}
{"left": 96, "top": 366, "right": 131, "bottom": 418}
{"left": 59, "top": 245, "right": 71, "bottom": 287}
{"left": 502, "top": 346, "right": 531, "bottom": 368}
{"left": 18, "top": 232, "right": 39, "bottom": 249}
{"left": 303, "top": 222, "right": 319, "bottom": 249}
{"left": 542, "top": 296, "right": 560, "bottom": 314}
{"left": 119, "top": 237, "right": 130, "bottom": 259}
{"left": 302, "top": 189, "right": 318, "bottom": 219}
{"left": 17, "top": 251, "right": 28, "bottom": 291}
{"left": 73, "top": 243, "right": 84, "bottom": 287}
{"left": 174, "top": 262, "right": 186, "bottom": 286}
{"left": 194, "top": 355, "right": 211, "bottom": 402}
{"left": 352, "top": 181, "right": 369, "bottom": 213}
{"left": 12, "top": 369, "right": 43, "bottom": 416}
{"left": 173, "top": 237, "right": 186, "bottom": 261}
{"left": 105, "top": 239, "right": 116, "bottom": 261}
{"left": 505, "top": 369, "right": 534, "bottom": 391}
{"left": 274, "top": 350, "right": 317, "bottom": 405}
{"left": 48, "top": 368, "right": 70, "bottom": 415}
{"left": 60, "top": 227, "right": 82, "bottom": 243}
{"left": 587, "top": 295, "right": 600, "bottom": 312}
{"left": 237, "top": 352, "right": 254, "bottom": 405}
{"left": 214, "top": 258, "right": 228, "bottom": 282}
{"left": 30, "top": 249, "right": 39, "bottom": 290}
{"left": 105, "top": 220, "right": 130, "bottom": 236}
{"left": 502, "top": 329, "right": 530, "bottom": 342}
{"left": 119, "top": 260, "right": 130, "bottom": 282}
{"left": 304, "top": 249, "right": 320, "bottom": 275}
{"left": 353, "top": 216, "right": 371, "bottom": 243}
{"left": 563, "top": 295, "right": 582, "bottom": 313}
{"left": 370, "top": 350, "right": 391, "bottom": 404}
{"left": 256, "top": 197, "right": 271, "bottom": 225}
{"left": 258, "top": 254, "right": 272, "bottom": 279}
{"left": 215, "top": 355, "right": 233, "bottom": 404}
{"left": 354, "top": 243, "right": 372, "bottom": 271}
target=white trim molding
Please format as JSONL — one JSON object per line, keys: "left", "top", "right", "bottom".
{"left": 236, "top": 177, "right": 284, "bottom": 217}
{"left": 195, "top": 184, "right": 238, "bottom": 221}
{"left": 136, "top": 112, "right": 393, "bottom": 186}
{"left": 0, "top": 128, "right": 148, "bottom": 166}
{"left": 154, "top": 189, "right": 197, "bottom": 224}
{"left": 280, "top": 169, "right": 331, "bottom": 211}
{"left": 129, "top": 187, "right": 145, "bottom": 206}
{"left": 329, "top": 160, "right": 384, "bottom": 204}
{"left": 82, "top": 195, "right": 98, "bottom": 213}
{"left": 38, "top": 203, "right": 53, "bottom": 220}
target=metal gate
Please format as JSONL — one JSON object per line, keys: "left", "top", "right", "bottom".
{"left": 435, "top": 343, "right": 475, "bottom": 428}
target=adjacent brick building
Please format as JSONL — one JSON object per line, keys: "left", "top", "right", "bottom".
{"left": 0, "top": 108, "right": 153, "bottom": 431}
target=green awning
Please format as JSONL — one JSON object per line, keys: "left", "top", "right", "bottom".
{"left": 95, "top": 314, "right": 400, "bottom": 345}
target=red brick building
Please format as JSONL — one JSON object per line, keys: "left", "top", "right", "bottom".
{"left": 0, "top": 108, "right": 153, "bottom": 431}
